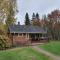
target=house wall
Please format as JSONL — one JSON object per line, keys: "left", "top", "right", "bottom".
{"left": 8, "top": 33, "right": 49, "bottom": 46}
{"left": 8, "top": 33, "right": 13, "bottom": 46}
{"left": 12, "top": 33, "right": 31, "bottom": 46}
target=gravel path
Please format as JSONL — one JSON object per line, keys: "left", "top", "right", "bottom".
{"left": 32, "top": 46, "right": 60, "bottom": 60}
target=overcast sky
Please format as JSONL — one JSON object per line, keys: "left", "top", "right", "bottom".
{"left": 16, "top": 0, "right": 60, "bottom": 25}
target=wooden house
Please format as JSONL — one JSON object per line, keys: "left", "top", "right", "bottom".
{"left": 8, "top": 24, "right": 48, "bottom": 46}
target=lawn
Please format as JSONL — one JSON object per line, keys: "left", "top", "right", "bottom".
{"left": 38, "top": 41, "right": 60, "bottom": 56}
{"left": 0, "top": 47, "right": 50, "bottom": 60}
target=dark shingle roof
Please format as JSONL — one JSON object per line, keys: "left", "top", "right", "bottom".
{"left": 8, "top": 25, "right": 47, "bottom": 33}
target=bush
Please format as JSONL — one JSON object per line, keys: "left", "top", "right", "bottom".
{"left": 0, "top": 35, "right": 12, "bottom": 50}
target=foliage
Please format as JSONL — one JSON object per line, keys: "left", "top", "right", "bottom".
{"left": 5, "top": 0, "right": 17, "bottom": 29}
{"left": 0, "top": 0, "right": 17, "bottom": 49}
{"left": 0, "top": 24, "right": 6, "bottom": 35}
{"left": 25, "top": 13, "right": 30, "bottom": 25}
{"left": 32, "top": 20, "right": 41, "bottom": 26}
{"left": 0, "top": 35, "right": 12, "bottom": 50}
{"left": 36, "top": 13, "right": 39, "bottom": 19}
{"left": 0, "top": 0, "right": 17, "bottom": 23}
{"left": 0, "top": 47, "right": 50, "bottom": 60}
{"left": 31, "top": 13, "right": 41, "bottom": 26}
{"left": 47, "top": 9, "right": 60, "bottom": 40}
{"left": 6, "top": 14, "right": 15, "bottom": 29}
{"left": 32, "top": 13, "right": 36, "bottom": 19}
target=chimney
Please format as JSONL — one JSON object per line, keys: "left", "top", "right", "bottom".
{"left": 18, "top": 22, "right": 20, "bottom": 25}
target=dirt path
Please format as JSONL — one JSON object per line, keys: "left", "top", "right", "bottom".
{"left": 32, "top": 46, "right": 60, "bottom": 60}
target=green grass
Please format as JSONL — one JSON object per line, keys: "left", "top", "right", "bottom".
{"left": 0, "top": 47, "right": 50, "bottom": 60}
{"left": 39, "top": 41, "right": 60, "bottom": 56}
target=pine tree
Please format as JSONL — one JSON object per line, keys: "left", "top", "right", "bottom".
{"left": 36, "top": 13, "right": 39, "bottom": 19}
{"left": 32, "top": 13, "right": 36, "bottom": 19}
{"left": 25, "top": 13, "right": 30, "bottom": 25}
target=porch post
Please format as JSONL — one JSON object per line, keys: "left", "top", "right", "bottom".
{"left": 22, "top": 33, "right": 23, "bottom": 37}
{"left": 18, "top": 33, "right": 19, "bottom": 36}
{"left": 28, "top": 33, "right": 29, "bottom": 39}
{"left": 35, "top": 34, "right": 36, "bottom": 40}
{"left": 42, "top": 33, "right": 43, "bottom": 37}
{"left": 26, "top": 33, "right": 29, "bottom": 39}
{"left": 26, "top": 33, "right": 27, "bottom": 39}
{"left": 14, "top": 32, "right": 15, "bottom": 36}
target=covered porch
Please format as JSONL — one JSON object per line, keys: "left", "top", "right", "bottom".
{"left": 9, "top": 33, "right": 48, "bottom": 46}
{"left": 28, "top": 33, "right": 48, "bottom": 43}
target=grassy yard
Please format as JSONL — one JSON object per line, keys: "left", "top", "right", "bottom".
{"left": 0, "top": 47, "right": 50, "bottom": 60}
{"left": 38, "top": 41, "right": 60, "bottom": 56}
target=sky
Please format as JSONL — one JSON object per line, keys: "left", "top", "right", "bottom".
{"left": 16, "top": 0, "right": 60, "bottom": 25}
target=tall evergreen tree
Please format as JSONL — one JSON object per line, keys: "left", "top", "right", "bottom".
{"left": 36, "top": 13, "right": 39, "bottom": 19}
{"left": 32, "top": 13, "right": 36, "bottom": 19}
{"left": 25, "top": 13, "right": 30, "bottom": 25}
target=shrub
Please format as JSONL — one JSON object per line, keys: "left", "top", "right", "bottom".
{"left": 0, "top": 35, "right": 12, "bottom": 50}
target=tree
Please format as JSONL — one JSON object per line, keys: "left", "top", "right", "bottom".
{"left": 48, "top": 10, "right": 60, "bottom": 27}
{"left": 32, "top": 13, "right": 36, "bottom": 19}
{"left": 6, "top": 15, "right": 15, "bottom": 28}
{"left": 47, "top": 9, "right": 60, "bottom": 40}
{"left": 0, "top": 0, "right": 17, "bottom": 24}
{"left": 5, "top": 4, "right": 16, "bottom": 28}
{"left": 0, "top": 0, "right": 17, "bottom": 49}
{"left": 0, "top": 0, "right": 17, "bottom": 32}
{"left": 41, "top": 15, "right": 47, "bottom": 27}
{"left": 25, "top": 13, "right": 30, "bottom": 25}
{"left": 32, "top": 13, "right": 41, "bottom": 26}
{"left": 0, "top": 0, "right": 17, "bottom": 30}
{"left": 0, "top": 35, "right": 12, "bottom": 50}
{"left": 36, "top": 13, "right": 39, "bottom": 20}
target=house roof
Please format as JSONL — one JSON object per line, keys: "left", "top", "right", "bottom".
{"left": 8, "top": 25, "right": 47, "bottom": 34}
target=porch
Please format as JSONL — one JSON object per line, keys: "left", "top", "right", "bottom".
{"left": 28, "top": 33, "right": 48, "bottom": 43}
{"left": 9, "top": 33, "right": 48, "bottom": 46}
{"left": 12, "top": 33, "right": 48, "bottom": 43}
